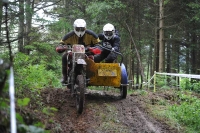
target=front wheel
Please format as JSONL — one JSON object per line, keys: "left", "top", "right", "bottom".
{"left": 75, "top": 75, "right": 85, "bottom": 114}
{"left": 120, "top": 86, "right": 127, "bottom": 99}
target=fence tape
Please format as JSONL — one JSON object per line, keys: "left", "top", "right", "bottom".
{"left": 155, "top": 72, "right": 200, "bottom": 79}
{"left": 129, "top": 72, "right": 200, "bottom": 91}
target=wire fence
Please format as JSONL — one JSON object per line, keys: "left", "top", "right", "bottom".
{"left": 128, "top": 71, "right": 200, "bottom": 92}
{"left": 154, "top": 71, "right": 200, "bottom": 92}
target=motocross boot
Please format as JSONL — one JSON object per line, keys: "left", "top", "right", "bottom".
{"left": 61, "top": 65, "right": 68, "bottom": 84}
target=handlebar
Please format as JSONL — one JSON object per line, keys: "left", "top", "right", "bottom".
{"left": 96, "top": 44, "right": 123, "bottom": 65}
{"left": 59, "top": 44, "right": 124, "bottom": 65}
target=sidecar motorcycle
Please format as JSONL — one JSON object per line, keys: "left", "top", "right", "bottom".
{"left": 56, "top": 44, "right": 128, "bottom": 114}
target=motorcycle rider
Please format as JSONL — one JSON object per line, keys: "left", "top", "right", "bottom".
{"left": 56, "top": 19, "right": 100, "bottom": 84}
{"left": 94, "top": 23, "right": 120, "bottom": 63}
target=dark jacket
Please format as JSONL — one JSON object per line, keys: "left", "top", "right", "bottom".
{"left": 94, "top": 33, "right": 120, "bottom": 63}
{"left": 98, "top": 33, "right": 120, "bottom": 52}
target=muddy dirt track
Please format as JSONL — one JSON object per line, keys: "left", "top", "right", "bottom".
{"left": 40, "top": 88, "right": 179, "bottom": 133}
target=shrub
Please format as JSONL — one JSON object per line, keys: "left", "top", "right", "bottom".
{"left": 15, "top": 64, "right": 62, "bottom": 92}
{"left": 169, "top": 95, "right": 200, "bottom": 131}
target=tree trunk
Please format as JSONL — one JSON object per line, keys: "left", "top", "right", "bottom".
{"left": 153, "top": 27, "right": 159, "bottom": 73}
{"left": 132, "top": 55, "right": 135, "bottom": 89}
{"left": 149, "top": 44, "right": 153, "bottom": 78}
{"left": 18, "top": 0, "right": 25, "bottom": 52}
{"left": 137, "top": 0, "right": 143, "bottom": 89}
{"left": 191, "top": 32, "right": 197, "bottom": 74}
{"left": 171, "top": 42, "right": 178, "bottom": 73}
{"left": 166, "top": 41, "right": 171, "bottom": 73}
{"left": 159, "top": 0, "right": 165, "bottom": 72}
{"left": 24, "top": 0, "right": 34, "bottom": 54}
{"left": 185, "top": 45, "right": 190, "bottom": 73}
{"left": 128, "top": 41, "right": 134, "bottom": 89}
{"left": 0, "top": 1, "right": 3, "bottom": 39}
{"left": 125, "top": 23, "right": 146, "bottom": 82}
{"left": 153, "top": 3, "right": 159, "bottom": 73}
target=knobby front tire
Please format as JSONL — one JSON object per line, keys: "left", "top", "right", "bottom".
{"left": 76, "top": 75, "right": 85, "bottom": 114}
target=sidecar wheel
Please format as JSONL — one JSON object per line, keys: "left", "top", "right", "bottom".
{"left": 76, "top": 75, "right": 85, "bottom": 114}
{"left": 120, "top": 86, "right": 127, "bottom": 99}
{"left": 120, "top": 63, "right": 128, "bottom": 99}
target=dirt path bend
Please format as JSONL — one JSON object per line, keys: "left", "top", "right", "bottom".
{"left": 40, "top": 88, "right": 178, "bottom": 133}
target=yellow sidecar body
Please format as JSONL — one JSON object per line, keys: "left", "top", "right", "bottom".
{"left": 85, "top": 58, "right": 121, "bottom": 87}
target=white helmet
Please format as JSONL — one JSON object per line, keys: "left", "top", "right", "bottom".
{"left": 103, "top": 23, "right": 115, "bottom": 40}
{"left": 73, "top": 19, "right": 86, "bottom": 37}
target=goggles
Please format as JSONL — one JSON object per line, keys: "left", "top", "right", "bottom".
{"left": 104, "top": 31, "right": 113, "bottom": 36}
{"left": 75, "top": 27, "right": 85, "bottom": 32}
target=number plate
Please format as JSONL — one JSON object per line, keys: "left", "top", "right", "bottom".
{"left": 72, "top": 45, "right": 85, "bottom": 53}
{"left": 98, "top": 69, "right": 117, "bottom": 76}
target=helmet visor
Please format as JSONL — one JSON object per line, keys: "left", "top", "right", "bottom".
{"left": 104, "top": 31, "right": 113, "bottom": 36}
{"left": 75, "top": 27, "right": 85, "bottom": 32}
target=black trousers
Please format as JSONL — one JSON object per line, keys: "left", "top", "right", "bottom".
{"left": 94, "top": 49, "right": 117, "bottom": 63}
{"left": 62, "top": 52, "right": 68, "bottom": 76}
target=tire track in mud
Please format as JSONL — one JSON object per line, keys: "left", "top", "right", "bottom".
{"left": 41, "top": 88, "right": 178, "bottom": 133}
{"left": 115, "top": 95, "right": 178, "bottom": 133}
{"left": 115, "top": 97, "right": 162, "bottom": 133}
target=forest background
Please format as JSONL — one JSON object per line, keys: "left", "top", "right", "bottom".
{"left": 0, "top": 0, "right": 200, "bottom": 132}
{"left": 1, "top": 0, "right": 200, "bottom": 85}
